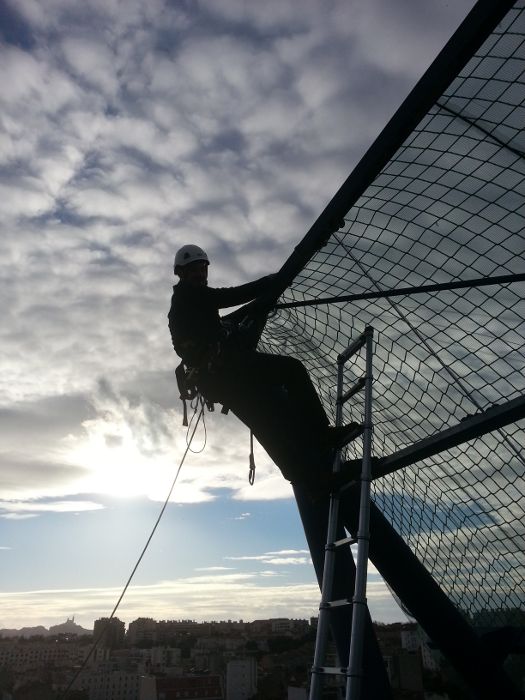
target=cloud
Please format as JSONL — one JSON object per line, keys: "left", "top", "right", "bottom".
{"left": 0, "top": 500, "right": 104, "bottom": 518}
{"left": 0, "top": 374, "right": 294, "bottom": 505}
{"left": 223, "top": 548, "right": 378, "bottom": 574}
{"left": 236, "top": 556, "right": 311, "bottom": 565}
{"left": 0, "top": 571, "right": 407, "bottom": 629}
{"left": 266, "top": 549, "right": 309, "bottom": 555}
{"left": 225, "top": 550, "right": 312, "bottom": 566}
{"left": 0, "top": 0, "right": 478, "bottom": 630}
{"left": 0, "top": 394, "right": 94, "bottom": 501}
{"left": 0, "top": 0, "right": 477, "bottom": 417}
{"left": 60, "top": 37, "right": 118, "bottom": 97}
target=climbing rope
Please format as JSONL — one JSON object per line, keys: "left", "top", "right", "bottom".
{"left": 59, "top": 400, "right": 205, "bottom": 699}
{"left": 186, "top": 394, "right": 207, "bottom": 454}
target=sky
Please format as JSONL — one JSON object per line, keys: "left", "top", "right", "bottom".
{"left": 0, "top": 0, "right": 477, "bottom": 631}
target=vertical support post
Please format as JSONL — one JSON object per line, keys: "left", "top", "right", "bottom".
{"left": 346, "top": 326, "right": 374, "bottom": 700}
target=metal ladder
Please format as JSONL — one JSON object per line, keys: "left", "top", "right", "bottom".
{"left": 309, "top": 326, "right": 375, "bottom": 700}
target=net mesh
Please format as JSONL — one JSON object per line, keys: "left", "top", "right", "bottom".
{"left": 260, "top": 1, "right": 525, "bottom": 626}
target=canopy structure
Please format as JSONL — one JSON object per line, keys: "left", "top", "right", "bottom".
{"left": 258, "top": 0, "right": 525, "bottom": 696}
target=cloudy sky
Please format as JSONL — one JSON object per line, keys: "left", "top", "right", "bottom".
{"left": 0, "top": 0, "right": 477, "bottom": 631}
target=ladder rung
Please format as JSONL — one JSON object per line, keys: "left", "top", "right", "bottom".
{"left": 311, "top": 666, "right": 347, "bottom": 676}
{"left": 330, "top": 535, "right": 357, "bottom": 548}
{"left": 338, "top": 334, "right": 366, "bottom": 364}
{"left": 338, "top": 377, "right": 366, "bottom": 405}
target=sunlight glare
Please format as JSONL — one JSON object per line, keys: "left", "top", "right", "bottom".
{"left": 64, "top": 415, "right": 178, "bottom": 500}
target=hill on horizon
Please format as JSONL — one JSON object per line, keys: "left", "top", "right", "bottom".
{"left": 0, "top": 617, "right": 93, "bottom": 638}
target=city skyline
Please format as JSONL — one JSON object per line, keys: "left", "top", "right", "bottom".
{"left": 0, "top": 613, "right": 417, "bottom": 637}
{"left": 0, "top": 0, "right": 475, "bottom": 631}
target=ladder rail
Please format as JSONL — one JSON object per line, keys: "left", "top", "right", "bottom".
{"left": 309, "top": 355, "right": 346, "bottom": 698}
{"left": 346, "top": 326, "right": 374, "bottom": 700}
{"left": 308, "top": 326, "right": 375, "bottom": 700}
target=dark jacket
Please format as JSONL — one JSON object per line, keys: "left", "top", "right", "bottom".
{"left": 168, "top": 276, "right": 273, "bottom": 367}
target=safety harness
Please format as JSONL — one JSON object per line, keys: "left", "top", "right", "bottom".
{"left": 175, "top": 361, "right": 222, "bottom": 424}
{"left": 174, "top": 308, "right": 270, "bottom": 484}
{"left": 175, "top": 360, "right": 257, "bottom": 485}
{"left": 175, "top": 362, "right": 197, "bottom": 427}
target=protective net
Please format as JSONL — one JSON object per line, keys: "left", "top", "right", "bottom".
{"left": 260, "top": 0, "right": 525, "bottom": 627}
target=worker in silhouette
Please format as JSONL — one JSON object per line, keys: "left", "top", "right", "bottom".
{"left": 168, "top": 244, "right": 360, "bottom": 488}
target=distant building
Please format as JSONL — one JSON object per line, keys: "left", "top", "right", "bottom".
{"left": 209, "top": 620, "right": 247, "bottom": 636}
{"left": 0, "top": 639, "right": 103, "bottom": 673}
{"left": 127, "top": 618, "right": 158, "bottom": 646}
{"left": 401, "top": 625, "right": 441, "bottom": 672}
{"left": 149, "top": 646, "right": 183, "bottom": 675}
{"left": 157, "top": 620, "right": 204, "bottom": 640}
{"left": 420, "top": 642, "right": 441, "bottom": 673}
{"left": 94, "top": 618, "right": 126, "bottom": 649}
{"left": 385, "top": 652, "right": 423, "bottom": 693}
{"left": 156, "top": 674, "right": 223, "bottom": 699}
{"left": 249, "top": 618, "right": 309, "bottom": 639}
{"left": 271, "top": 619, "right": 309, "bottom": 636}
{"left": 288, "top": 688, "right": 307, "bottom": 700}
{"left": 195, "top": 637, "right": 245, "bottom": 653}
{"left": 226, "top": 658, "right": 257, "bottom": 700}
{"left": 87, "top": 661, "right": 152, "bottom": 700}
{"left": 401, "top": 627, "right": 419, "bottom": 653}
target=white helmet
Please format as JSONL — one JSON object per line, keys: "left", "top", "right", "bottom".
{"left": 174, "top": 244, "right": 209, "bottom": 271}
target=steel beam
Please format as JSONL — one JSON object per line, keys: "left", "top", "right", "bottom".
{"left": 257, "top": 0, "right": 517, "bottom": 305}
{"left": 373, "top": 394, "right": 525, "bottom": 480}
{"left": 339, "top": 492, "right": 524, "bottom": 700}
